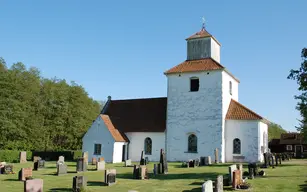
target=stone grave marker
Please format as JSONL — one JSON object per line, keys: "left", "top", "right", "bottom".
{"left": 19, "top": 151, "right": 27, "bottom": 163}
{"left": 57, "top": 161, "right": 67, "bottom": 176}
{"left": 19, "top": 167, "right": 32, "bottom": 181}
{"left": 193, "top": 158, "right": 200, "bottom": 167}
{"left": 153, "top": 164, "right": 157, "bottom": 176}
{"left": 205, "top": 156, "right": 212, "bottom": 165}
{"left": 33, "top": 156, "right": 41, "bottom": 163}
{"left": 139, "top": 151, "right": 146, "bottom": 165}
{"left": 158, "top": 149, "right": 168, "bottom": 174}
{"left": 214, "top": 148, "right": 219, "bottom": 163}
{"left": 232, "top": 170, "right": 241, "bottom": 189}
{"left": 236, "top": 164, "right": 243, "bottom": 181}
{"left": 133, "top": 165, "right": 140, "bottom": 179}
{"left": 34, "top": 160, "right": 45, "bottom": 171}
{"left": 278, "top": 154, "right": 282, "bottom": 164}
{"left": 140, "top": 165, "right": 149, "bottom": 180}
{"left": 99, "top": 157, "right": 104, "bottom": 162}
{"left": 76, "top": 157, "right": 87, "bottom": 172}
{"left": 157, "top": 163, "right": 163, "bottom": 174}
{"left": 200, "top": 157, "right": 205, "bottom": 166}
{"left": 73, "top": 176, "right": 87, "bottom": 192}
{"left": 92, "top": 157, "right": 97, "bottom": 165}
{"left": 96, "top": 160, "right": 105, "bottom": 171}
{"left": 104, "top": 169, "right": 116, "bottom": 186}
{"left": 3, "top": 165, "right": 13, "bottom": 174}
{"left": 214, "top": 175, "right": 223, "bottom": 192}
{"left": 202, "top": 180, "right": 213, "bottom": 192}
{"left": 275, "top": 155, "right": 278, "bottom": 166}
{"left": 58, "top": 156, "right": 65, "bottom": 162}
{"left": 82, "top": 151, "right": 88, "bottom": 165}
{"left": 24, "top": 179, "right": 43, "bottom": 192}
{"left": 188, "top": 160, "right": 195, "bottom": 168}
{"left": 228, "top": 164, "right": 237, "bottom": 185}
{"left": 125, "top": 159, "right": 132, "bottom": 167}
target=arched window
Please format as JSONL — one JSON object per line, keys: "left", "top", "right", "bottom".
{"left": 233, "top": 138, "right": 241, "bottom": 154}
{"left": 188, "top": 134, "right": 197, "bottom": 152}
{"left": 144, "top": 137, "right": 152, "bottom": 155}
{"left": 229, "top": 81, "right": 232, "bottom": 95}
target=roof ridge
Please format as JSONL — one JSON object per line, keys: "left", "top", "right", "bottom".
{"left": 110, "top": 97, "right": 167, "bottom": 102}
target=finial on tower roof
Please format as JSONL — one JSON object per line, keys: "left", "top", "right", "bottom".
{"left": 201, "top": 16, "right": 206, "bottom": 30}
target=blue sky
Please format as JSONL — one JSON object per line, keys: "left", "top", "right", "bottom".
{"left": 0, "top": 1, "right": 306, "bottom": 132}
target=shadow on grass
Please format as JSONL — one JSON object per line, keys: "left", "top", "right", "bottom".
{"left": 48, "top": 188, "right": 72, "bottom": 192}
{"left": 182, "top": 187, "right": 202, "bottom": 192}
{"left": 3, "top": 178, "right": 19, "bottom": 181}
{"left": 117, "top": 172, "right": 221, "bottom": 180}
{"left": 189, "top": 182, "right": 203, "bottom": 185}
{"left": 87, "top": 181, "right": 107, "bottom": 186}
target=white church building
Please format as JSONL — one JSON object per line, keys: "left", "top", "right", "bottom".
{"left": 82, "top": 26, "right": 269, "bottom": 164}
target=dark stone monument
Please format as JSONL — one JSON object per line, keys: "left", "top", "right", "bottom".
{"left": 248, "top": 163, "right": 258, "bottom": 179}
{"left": 193, "top": 158, "right": 200, "bottom": 167}
{"left": 34, "top": 160, "right": 45, "bottom": 171}
{"left": 188, "top": 160, "right": 195, "bottom": 168}
{"left": 275, "top": 155, "right": 278, "bottom": 166}
{"left": 76, "top": 157, "right": 87, "bottom": 172}
{"left": 200, "top": 157, "right": 205, "bottom": 166}
{"left": 139, "top": 151, "right": 146, "bottom": 165}
{"left": 158, "top": 149, "right": 168, "bottom": 174}
{"left": 153, "top": 164, "right": 157, "bottom": 176}
{"left": 24, "top": 179, "right": 43, "bottom": 192}
{"left": 133, "top": 165, "right": 140, "bottom": 179}
{"left": 104, "top": 169, "right": 116, "bottom": 186}
{"left": 214, "top": 148, "right": 219, "bottom": 163}
{"left": 73, "top": 176, "right": 87, "bottom": 192}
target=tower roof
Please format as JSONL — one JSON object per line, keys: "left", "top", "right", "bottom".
{"left": 186, "top": 28, "right": 221, "bottom": 45}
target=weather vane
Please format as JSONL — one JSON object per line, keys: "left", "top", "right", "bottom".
{"left": 201, "top": 16, "right": 206, "bottom": 29}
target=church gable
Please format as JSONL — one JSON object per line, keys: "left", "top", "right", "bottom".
{"left": 100, "top": 114, "right": 128, "bottom": 142}
{"left": 102, "top": 97, "right": 167, "bottom": 132}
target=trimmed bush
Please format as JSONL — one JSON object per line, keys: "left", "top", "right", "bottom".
{"left": 32, "top": 150, "right": 82, "bottom": 161}
{"left": 0, "top": 150, "right": 32, "bottom": 163}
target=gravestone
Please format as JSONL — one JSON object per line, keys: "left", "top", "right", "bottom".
{"left": 76, "top": 157, "right": 87, "bottom": 172}
{"left": 99, "top": 157, "right": 104, "bottom": 162}
{"left": 96, "top": 160, "right": 105, "bottom": 171}
{"left": 159, "top": 149, "right": 168, "bottom": 174}
{"left": 33, "top": 156, "right": 41, "bottom": 163}
{"left": 271, "top": 155, "right": 276, "bottom": 167}
{"left": 275, "top": 155, "right": 278, "bottom": 166}
{"left": 19, "top": 167, "right": 32, "bottom": 181}
{"left": 153, "top": 164, "right": 157, "bottom": 176}
{"left": 58, "top": 156, "right": 65, "bottom": 162}
{"left": 214, "top": 175, "right": 223, "bottom": 192}
{"left": 228, "top": 164, "right": 237, "bottom": 185}
{"left": 278, "top": 154, "right": 282, "bottom": 164}
{"left": 82, "top": 151, "right": 88, "bottom": 165}
{"left": 193, "top": 158, "right": 200, "bottom": 167}
{"left": 262, "top": 153, "right": 269, "bottom": 168}
{"left": 140, "top": 151, "right": 146, "bottom": 165}
{"left": 236, "top": 164, "right": 243, "bottom": 181}
{"left": 57, "top": 161, "right": 67, "bottom": 176}
{"left": 92, "top": 157, "right": 97, "bottom": 165}
{"left": 188, "top": 160, "right": 195, "bottom": 168}
{"left": 73, "top": 176, "right": 87, "bottom": 192}
{"left": 133, "top": 165, "right": 140, "bottom": 179}
{"left": 104, "top": 169, "right": 116, "bottom": 186}
{"left": 232, "top": 170, "right": 241, "bottom": 189}
{"left": 24, "top": 179, "right": 43, "bottom": 192}
{"left": 205, "top": 156, "right": 212, "bottom": 165}
{"left": 34, "top": 160, "right": 45, "bottom": 171}
{"left": 248, "top": 163, "right": 257, "bottom": 179}
{"left": 19, "top": 151, "right": 27, "bottom": 163}
{"left": 125, "top": 159, "right": 132, "bottom": 167}
{"left": 4, "top": 165, "right": 13, "bottom": 174}
{"left": 200, "top": 157, "right": 206, "bottom": 166}
{"left": 202, "top": 180, "right": 213, "bottom": 192}
{"left": 214, "top": 148, "right": 219, "bottom": 163}
{"left": 140, "top": 165, "right": 149, "bottom": 180}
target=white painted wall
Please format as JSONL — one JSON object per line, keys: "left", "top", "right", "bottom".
{"left": 225, "top": 120, "right": 260, "bottom": 163}
{"left": 211, "top": 38, "right": 221, "bottom": 63}
{"left": 258, "top": 122, "right": 268, "bottom": 162}
{"left": 82, "top": 116, "right": 115, "bottom": 163}
{"left": 113, "top": 142, "right": 125, "bottom": 163}
{"left": 166, "top": 70, "right": 224, "bottom": 162}
{"left": 125, "top": 132, "right": 165, "bottom": 162}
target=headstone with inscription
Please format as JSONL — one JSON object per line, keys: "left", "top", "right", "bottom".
{"left": 133, "top": 165, "right": 140, "bottom": 179}
{"left": 82, "top": 151, "right": 88, "bottom": 166}
{"left": 58, "top": 156, "right": 65, "bottom": 162}
{"left": 236, "top": 164, "right": 243, "bottom": 181}
{"left": 193, "top": 158, "right": 200, "bottom": 167}
{"left": 24, "top": 179, "right": 43, "bottom": 192}
{"left": 232, "top": 170, "right": 241, "bottom": 189}
{"left": 19, "top": 167, "right": 32, "bottom": 181}
{"left": 73, "top": 176, "right": 87, "bottom": 192}
{"left": 33, "top": 156, "right": 41, "bottom": 163}
{"left": 19, "top": 151, "right": 27, "bottom": 163}
{"left": 158, "top": 149, "right": 168, "bottom": 174}
{"left": 140, "top": 151, "right": 146, "bottom": 165}
{"left": 140, "top": 165, "right": 148, "bottom": 180}
{"left": 57, "top": 161, "right": 67, "bottom": 176}
{"left": 125, "top": 159, "right": 132, "bottom": 167}
{"left": 202, "top": 180, "right": 213, "bottom": 192}
{"left": 96, "top": 161, "right": 105, "bottom": 171}
{"left": 200, "top": 157, "right": 206, "bottom": 166}
{"left": 214, "top": 148, "right": 219, "bottom": 163}
{"left": 104, "top": 169, "right": 116, "bottom": 186}
{"left": 34, "top": 160, "right": 45, "bottom": 171}
{"left": 92, "top": 157, "right": 97, "bottom": 165}
{"left": 205, "top": 156, "right": 212, "bottom": 165}
{"left": 3, "top": 165, "right": 13, "bottom": 174}
{"left": 228, "top": 164, "right": 237, "bottom": 185}
{"left": 215, "top": 175, "right": 223, "bottom": 192}
{"left": 76, "top": 157, "right": 87, "bottom": 172}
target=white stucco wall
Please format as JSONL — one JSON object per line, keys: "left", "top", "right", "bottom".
{"left": 258, "top": 122, "right": 268, "bottom": 162}
{"left": 225, "top": 120, "right": 260, "bottom": 163}
{"left": 82, "top": 116, "right": 115, "bottom": 163}
{"left": 166, "top": 70, "right": 224, "bottom": 162}
{"left": 125, "top": 132, "right": 165, "bottom": 162}
{"left": 113, "top": 142, "right": 125, "bottom": 163}
{"left": 211, "top": 39, "right": 221, "bottom": 63}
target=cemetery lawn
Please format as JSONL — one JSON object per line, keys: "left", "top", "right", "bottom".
{"left": 1, "top": 160, "right": 307, "bottom": 192}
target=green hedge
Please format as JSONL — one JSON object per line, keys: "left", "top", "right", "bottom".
{"left": 0, "top": 150, "right": 32, "bottom": 163}
{"left": 32, "top": 150, "right": 82, "bottom": 161}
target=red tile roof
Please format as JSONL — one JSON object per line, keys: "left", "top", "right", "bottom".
{"left": 226, "top": 99, "right": 269, "bottom": 124}
{"left": 103, "top": 97, "right": 167, "bottom": 133}
{"left": 100, "top": 114, "right": 129, "bottom": 142}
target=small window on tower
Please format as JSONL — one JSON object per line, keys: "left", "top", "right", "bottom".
{"left": 190, "top": 77, "right": 199, "bottom": 92}
{"left": 229, "top": 81, "right": 232, "bottom": 95}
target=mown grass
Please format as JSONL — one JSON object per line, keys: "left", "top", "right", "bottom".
{"left": 0, "top": 159, "right": 307, "bottom": 192}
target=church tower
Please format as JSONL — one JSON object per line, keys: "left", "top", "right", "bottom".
{"left": 164, "top": 24, "right": 228, "bottom": 163}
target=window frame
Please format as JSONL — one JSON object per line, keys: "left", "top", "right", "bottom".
{"left": 190, "top": 77, "right": 199, "bottom": 92}
{"left": 144, "top": 137, "right": 152, "bottom": 155}
{"left": 286, "top": 145, "right": 292, "bottom": 151}
{"left": 188, "top": 134, "right": 198, "bottom": 153}
{"left": 94, "top": 143, "right": 102, "bottom": 155}
{"left": 233, "top": 138, "right": 241, "bottom": 154}
{"left": 229, "top": 81, "right": 232, "bottom": 95}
